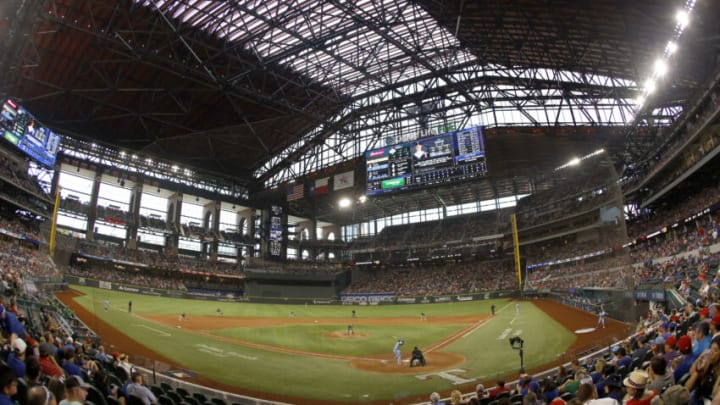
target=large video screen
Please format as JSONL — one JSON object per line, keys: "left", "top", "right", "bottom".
{"left": 365, "top": 126, "right": 487, "bottom": 195}
{"left": 0, "top": 99, "right": 61, "bottom": 168}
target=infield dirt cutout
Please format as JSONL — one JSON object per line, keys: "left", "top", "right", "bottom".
{"left": 141, "top": 313, "right": 483, "bottom": 374}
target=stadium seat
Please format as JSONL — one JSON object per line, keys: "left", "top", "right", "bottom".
{"left": 160, "top": 383, "right": 173, "bottom": 393}
{"left": 192, "top": 393, "right": 207, "bottom": 404}
{"left": 86, "top": 385, "right": 108, "bottom": 405}
{"left": 150, "top": 386, "right": 164, "bottom": 398}
{"left": 106, "top": 396, "right": 121, "bottom": 405}
{"left": 158, "top": 395, "right": 176, "bottom": 405}
{"left": 210, "top": 398, "right": 226, "bottom": 405}
{"left": 183, "top": 396, "right": 200, "bottom": 405}
{"left": 127, "top": 395, "right": 145, "bottom": 405}
{"left": 106, "top": 374, "right": 123, "bottom": 389}
{"left": 165, "top": 391, "right": 183, "bottom": 404}
{"left": 175, "top": 388, "right": 190, "bottom": 398}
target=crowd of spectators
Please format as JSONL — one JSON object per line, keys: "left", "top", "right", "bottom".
{"left": 344, "top": 260, "right": 517, "bottom": 296}
{"left": 622, "top": 69, "right": 720, "bottom": 194}
{"left": 626, "top": 185, "right": 720, "bottom": 240}
{"left": 350, "top": 210, "right": 512, "bottom": 253}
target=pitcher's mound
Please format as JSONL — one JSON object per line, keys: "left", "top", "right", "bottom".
{"left": 350, "top": 352, "right": 465, "bottom": 374}
{"left": 324, "top": 332, "right": 368, "bottom": 339}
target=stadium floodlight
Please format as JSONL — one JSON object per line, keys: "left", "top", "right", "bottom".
{"left": 644, "top": 79, "right": 656, "bottom": 94}
{"left": 666, "top": 41, "right": 678, "bottom": 55}
{"left": 568, "top": 157, "right": 580, "bottom": 166}
{"left": 338, "top": 197, "right": 352, "bottom": 208}
{"left": 358, "top": 195, "right": 367, "bottom": 204}
{"left": 676, "top": 10, "right": 689, "bottom": 29}
{"left": 654, "top": 59, "right": 667, "bottom": 77}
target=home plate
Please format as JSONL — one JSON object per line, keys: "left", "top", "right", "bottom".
{"left": 575, "top": 328, "right": 596, "bottom": 334}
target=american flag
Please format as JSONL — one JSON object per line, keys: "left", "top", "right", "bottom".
{"left": 286, "top": 184, "right": 304, "bottom": 201}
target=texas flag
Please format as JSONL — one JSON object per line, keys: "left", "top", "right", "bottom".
{"left": 311, "top": 177, "right": 329, "bottom": 196}
{"left": 333, "top": 171, "right": 354, "bottom": 190}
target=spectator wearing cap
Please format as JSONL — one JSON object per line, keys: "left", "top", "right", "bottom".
{"left": 663, "top": 335, "right": 680, "bottom": 365}
{"left": 673, "top": 335, "right": 698, "bottom": 382}
{"left": 595, "top": 364, "right": 616, "bottom": 399}
{"left": 646, "top": 355, "right": 674, "bottom": 394}
{"left": 623, "top": 370, "right": 656, "bottom": 405}
{"left": 39, "top": 332, "right": 57, "bottom": 360}
{"left": 61, "top": 349, "right": 83, "bottom": 378}
{"left": 692, "top": 322, "right": 711, "bottom": 358}
{"left": 38, "top": 344, "right": 64, "bottom": 378}
{"left": 614, "top": 347, "right": 631, "bottom": 370}
{"left": 125, "top": 372, "right": 156, "bottom": 405}
{"left": 650, "top": 337, "right": 666, "bottom": 357}
{"left": 603, "top": 374, "right": 623, "bottom": 403}
{"left": 7, "top": 338, "right": 26, "bottom": 379}
{"left": 61, "top": 375, "right": 90, "bottom": 405}
{"left": 632, "top": 335, "right": 650, "bottom": 361}
{"left": 710, "top": 313, "right": 720, "bottom": 339}
{"left": 0, "top": 364, "right": 17, "bottom": 405}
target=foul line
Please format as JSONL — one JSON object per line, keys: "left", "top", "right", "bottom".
{"left": 135, "top": 324, "right": 171, "bottom": 337}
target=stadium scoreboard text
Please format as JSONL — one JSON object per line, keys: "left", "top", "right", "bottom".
{"left": 365, "top": 127, "right": 487, "bottom": 195}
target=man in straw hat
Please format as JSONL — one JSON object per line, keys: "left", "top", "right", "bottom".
{"left": 623, "top": 370, "right": 656, "bottom": 405}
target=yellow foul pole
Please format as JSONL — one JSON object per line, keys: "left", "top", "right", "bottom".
{"left": 511, "top": 213, "right": 522, "bottom": 290}
{"left": 49, "top": 186, "right": 61, "bottom": 257}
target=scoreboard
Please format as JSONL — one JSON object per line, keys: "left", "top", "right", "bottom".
{"left": 0, "top": 99, "right": 62, "bottom": 168}
{"left": 365, "top": 127, "right": 487, "bottom": 195}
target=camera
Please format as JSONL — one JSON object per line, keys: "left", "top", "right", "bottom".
{"left": 509, "top": 336, "right": 524, "bottom": 349}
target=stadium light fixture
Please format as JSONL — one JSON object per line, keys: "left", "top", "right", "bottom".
{"left": 338, "top": 197, "right": 352, "bottom": 208}
{"left": 653, "top": 59, "right": 667, "bottom": 77}
{"left": 676, "top": 10, "right": 689, "bottom": 30}
{"left": 568, "top": 157, "right": 580, "bottom": 166}
{"left": 358, "top": 195, "right": 367, "bottom": 204}
{"left": 644, "top": 79, "right": 656, "bottom": 94}
{"left": 666, "top": 41, "right": 677, "bottom": 55}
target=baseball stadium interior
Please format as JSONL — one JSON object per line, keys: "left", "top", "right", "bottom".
{"left": 1, "top": 0, "right": 720, "bottom": 404}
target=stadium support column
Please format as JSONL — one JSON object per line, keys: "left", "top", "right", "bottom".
{"left": 297, "top": 219, "right": 317, "bottom": 259}
{"left": 237, "top": 208, "right": 253, "bottom": 261}
{"left": 126, "top": 181, "right": 143, "bottom": 250}
{"left": 85, "top": 168, "right": 102, "bottom": 241}
{"left": 321, "top": 224, "right": 340, "bottom": 260}
{"left": 165, "top": 192, "right": 183, "bottom": 256}
{"left": 511, "top": 214, "right": 522, "bottom": 290}
{"left": 202, "top": 200, "right": 221, "bottom": 262}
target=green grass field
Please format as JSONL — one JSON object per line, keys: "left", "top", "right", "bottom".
{"left": 68, "top": 285, "right": 576, "bottom": 403}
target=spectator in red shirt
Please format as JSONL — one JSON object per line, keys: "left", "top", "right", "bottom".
{"left": 488, "top": 379, "right": 511, "bottom": 399}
